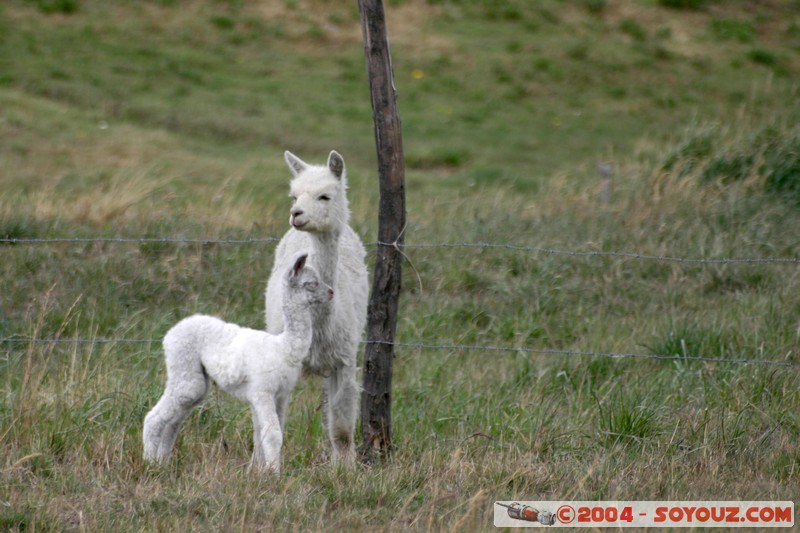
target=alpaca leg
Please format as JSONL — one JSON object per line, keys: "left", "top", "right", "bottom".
{"left": 326, "top": 364, "right": 358, "bottom": 466}
{"left": 275, "top": 392, "right": 290, "bottom": 433}
{"left": 251, "top": 409, "right": 265, "bottom": 466}
{"left": 250, "top": 398, "right": 283, "bottom": 473}
{"left": 143, "top": 368, "right": 208, "bottom": 463}
{"left": 252, "top": 395, "right": 290, "bottom": 466}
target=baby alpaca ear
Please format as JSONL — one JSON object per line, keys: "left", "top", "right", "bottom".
{"left": 291, "top": 253, "right": 308, "bottom": 278}
{"left": 285, "top": 151, "right": 308, "bottom": 176}
{"left": 327, "top": 150, "right": 345, "bottom": 179}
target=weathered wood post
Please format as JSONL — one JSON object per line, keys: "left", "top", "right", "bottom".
{"left": 357, "top": 0, "right": 406, "bottom": 463}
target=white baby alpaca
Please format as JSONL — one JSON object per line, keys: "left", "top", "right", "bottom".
{"left": 265, "top": 150, "right": 368, "bottom": 465}
{"left": 143, "top": 253, "right": 333, "bottom": 473}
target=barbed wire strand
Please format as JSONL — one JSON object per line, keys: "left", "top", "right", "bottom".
{"left": 3, "top": 236, "right": 799, "bottom": 264}
{"left": 0, "top": 237, "right": 280, "bottom": 245}
{"left": 1, "top": 337, "right": 796, "bottom": 368}
{"left": 376, "top": 242, "right": 800, "bottom": 265}
{"left": 0, "top": 338, "right": 156, "bottom": 344}
{"left": 377, "top": 340, "right": 799, "bottom": 368}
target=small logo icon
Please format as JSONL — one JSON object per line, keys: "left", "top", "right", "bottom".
{"left": 496, "top": 502, "right": 556, "bottom": 525}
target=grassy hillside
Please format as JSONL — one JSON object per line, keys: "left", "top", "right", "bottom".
{"left": 2, "top": 0, "right": 800, "bottom": 530}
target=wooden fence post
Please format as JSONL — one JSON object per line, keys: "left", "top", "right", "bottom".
{"left": 357, "top": 0, "right": 406, "bottom": 463}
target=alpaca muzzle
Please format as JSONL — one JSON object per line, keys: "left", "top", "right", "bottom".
{"left": 290, "top": 210, "right": 308, "bottom": 229}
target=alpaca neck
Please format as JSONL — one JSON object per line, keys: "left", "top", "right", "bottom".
{"left": 282, "top": 299, "right": 314, "bottom": 364}
{"left": 309, "top": 228, "right": 340, "bottom": 287}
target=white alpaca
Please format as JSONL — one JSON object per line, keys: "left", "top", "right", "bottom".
{"left": 265, "top": 150, "right": 368, "bottom": 465}
{"left": 143, "top": 253, "right": 333, "bottom": 473}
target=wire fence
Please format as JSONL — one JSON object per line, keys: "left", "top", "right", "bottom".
{"left": 2, "top": 235, "right": 799, "bottom": 369}
{"left": 4, "top": 236, "right": 800, "bottom": 264}
{"left": 1, "top": 337, "right": 797, "bottom": 368}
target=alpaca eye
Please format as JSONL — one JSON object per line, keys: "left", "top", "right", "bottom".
{"left": 289, "top": 194, "right": 297, "bottom": 201}
{"left": 317, "top": 194, "right": 331, "bottom": 201}
{"left": 304, "top": 281, "right": 319, "bottom": 290}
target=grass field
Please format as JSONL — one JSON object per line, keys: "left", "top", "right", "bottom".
{"left": 2, "top": 0, "right": 800, "bottom": 530}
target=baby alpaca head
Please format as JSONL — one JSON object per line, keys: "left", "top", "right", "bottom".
{"left": 285, "top": 150, "right": 349, "bottom": 234}
{"left": 284, "top": 253, "right": 334, "bottom": 306}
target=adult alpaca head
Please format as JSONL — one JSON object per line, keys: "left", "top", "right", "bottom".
{"left": 285, "top": 150, "right": 350, "bottom": 234}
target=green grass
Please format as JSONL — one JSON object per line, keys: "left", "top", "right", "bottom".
{"left": 2, "top": 0, "right": 800, "bottom": 530}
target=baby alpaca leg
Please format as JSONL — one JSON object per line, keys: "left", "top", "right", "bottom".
{"left": 275, "top": 392, "right": 290, "bottom": 433}
{"left": 143, "top": 365, "right": 208, "bottom": 463}
{"left": 251, "top": 409, "right": 265, "bottom": 466}
{"left": 250, "top": 397, "right": 283, "bottom": 474}
{"left": 326, "top": 364, "right": 358, "bottom": 466}
{"left": 251, "top": 394, "right": 287, "bottom": 466}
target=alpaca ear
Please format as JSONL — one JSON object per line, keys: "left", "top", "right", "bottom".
{"left": 285, "top": 151, "right": 307, "bottom": 176}
{"left": 291, "top": 253, "right": 308, "bottom": 278}
{"left": 327, "top": 150, "right": 345, "bottom": 179}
